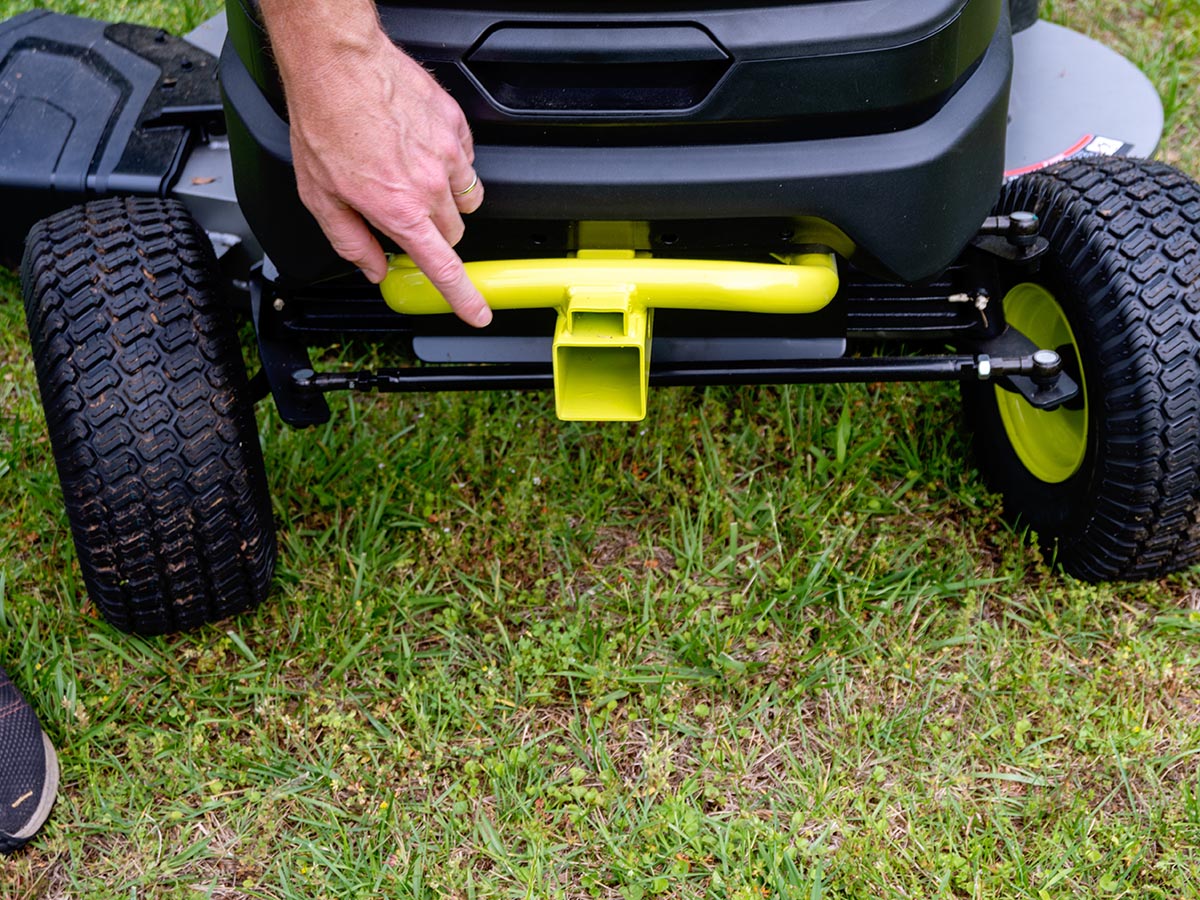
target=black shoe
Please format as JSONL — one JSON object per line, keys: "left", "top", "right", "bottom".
{"left": 0, "top": 666, "right": 58, "bottom": 854}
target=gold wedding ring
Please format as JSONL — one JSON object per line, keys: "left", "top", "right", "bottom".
{"left": 453, "top": 173, "right": 478, "bottom": 197}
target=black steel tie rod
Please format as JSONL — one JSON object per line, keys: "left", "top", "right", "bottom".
{"left": 291, "top": 350, "right": 1076, "bottom": 409}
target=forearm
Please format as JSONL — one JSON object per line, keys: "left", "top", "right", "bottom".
{"left": 258, "top": 0, "right": 392, "bottom": 95}
{"left": 254, "top": 0, "right": 491, "bottom": 325}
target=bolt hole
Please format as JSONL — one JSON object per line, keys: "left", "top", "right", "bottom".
{"left": 659, "top": 233, "right": 679, "bottom": 246}
{"left": 530, "top": 233, "right": 547, "bottom": 247}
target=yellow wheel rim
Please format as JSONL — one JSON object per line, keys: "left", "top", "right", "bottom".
{"left": 994, "top": 283, "right": 1088, "bottom": 484}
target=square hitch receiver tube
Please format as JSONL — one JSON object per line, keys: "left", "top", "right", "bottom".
{"left": 380, "top": 250, "right": 840, "bottom": 421}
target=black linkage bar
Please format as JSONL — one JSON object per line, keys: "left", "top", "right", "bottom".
{"left": 294, "top": 365, "right": 555, "bottom": 393}
{"left": 291, "top": 349, "right": 1077, "bottom": 410}
{"left": 652, "top": 356, "right": 975, "bottom": 387}
{"left": 295, "top": 355, "right": 1004, "bottom": 392}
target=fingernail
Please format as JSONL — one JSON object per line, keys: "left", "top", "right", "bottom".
{"left": 475, "top": 306, "right": 493, "bottom": 328}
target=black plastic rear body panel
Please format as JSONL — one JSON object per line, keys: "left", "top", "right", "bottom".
{"left": 231, "top": 0, "right": 1003, "bottom": 140}
{"left": 223, "top": 0, "right": 1012, "bottom": 285}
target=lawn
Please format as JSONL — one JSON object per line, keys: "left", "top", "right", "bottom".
{"left": 2, "top": 1, "right": 1199, "bottom": 898}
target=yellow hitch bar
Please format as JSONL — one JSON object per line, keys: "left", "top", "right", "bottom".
{"left": 380, "top": 251, "right": 839, "bottom": 421}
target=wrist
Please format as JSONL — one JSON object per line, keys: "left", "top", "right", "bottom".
{"left": 259, "top": 0, "right": 393, "bottom": 92}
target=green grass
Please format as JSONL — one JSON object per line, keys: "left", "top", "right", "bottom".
{"left": 0, "top": 0, "right": 216, "bottom": 33}
{"left": 1043, "top": 0, "right": 1200, "bottom": 171}
{"left": 2, "top": 1, "right": 1200, "bottom": 898}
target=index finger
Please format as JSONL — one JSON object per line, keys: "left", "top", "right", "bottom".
{"left": 399, "top": 220, "right": 492, "bottom": 328}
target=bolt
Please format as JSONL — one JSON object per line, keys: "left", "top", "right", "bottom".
{"left": 976, "top": 354, "right": 992, "bottom": 380}
{"left": 1032, "top": 349, "right": 1060, "bottom": 369}
{"left": 1008, "top": 212, "right": 1039, "bottom": 248}
{"left": 1031, "top": 349, "right": 1063, "bottom": 391}
{"left": 272, "top": 297, "right": 285, "bottom": 312}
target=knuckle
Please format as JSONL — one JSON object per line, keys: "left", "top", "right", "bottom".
{"left": 331, "top": 244, "right": 370, "bottom": 266}
{"left": 442, "top": 94, "right": 467, "bottom": 121}
{"left": 415, "top": 174, "right": 444, "bottom": 199}
{"left": 413, "top": 166, "right": 448, "bottom": 196}
{"left": 296, "top": 182, "right": 318, "bottom": 209}
{"left": 327, "top": 233, "right": 371, "bottom": 262}
{"left": 436, "top": 216, "right": 463, "bottom": 244}
{"left": 389, "top": 205, "right": 429, "bottom": 234}
{"left": 428, "top": 257, "right": 465, "bottom": 287}
{"left": 461, "top": 185, "right": 484, "bottom": 213}
{"left": 440, "top": 136, "right": 463, "bottom": 162}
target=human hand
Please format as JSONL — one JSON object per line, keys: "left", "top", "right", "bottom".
{"left": 261, "top": 1, "right": 491, "bottom": 327}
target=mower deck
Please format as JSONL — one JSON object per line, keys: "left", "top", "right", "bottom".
{"left": 1006, "top": 21, "right": 1163, "bottom": 175}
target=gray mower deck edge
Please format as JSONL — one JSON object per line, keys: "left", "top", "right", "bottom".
{"left": 1006, "top": 20, "right": 1163, "bottom": 172}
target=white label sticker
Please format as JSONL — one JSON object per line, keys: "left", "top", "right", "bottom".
{"left": 1084, "top": 136, "right": 1126, "bottom": 156}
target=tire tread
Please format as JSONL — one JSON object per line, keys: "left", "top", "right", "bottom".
{"left": 994, "top": 157, "right": 1200, "bottom": 580}
{"left": 22, "top": 198, "right": 276, "bottom": 634}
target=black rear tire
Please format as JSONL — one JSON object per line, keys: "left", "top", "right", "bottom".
{"left": 966, "top": 157, "right": 1200, "bottom": 582}
{"left": 22, "top": 198, "right": 276, "bottom": 634}
{"left": 1010, "top": 0, "right": 1039, "bottom": 32}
